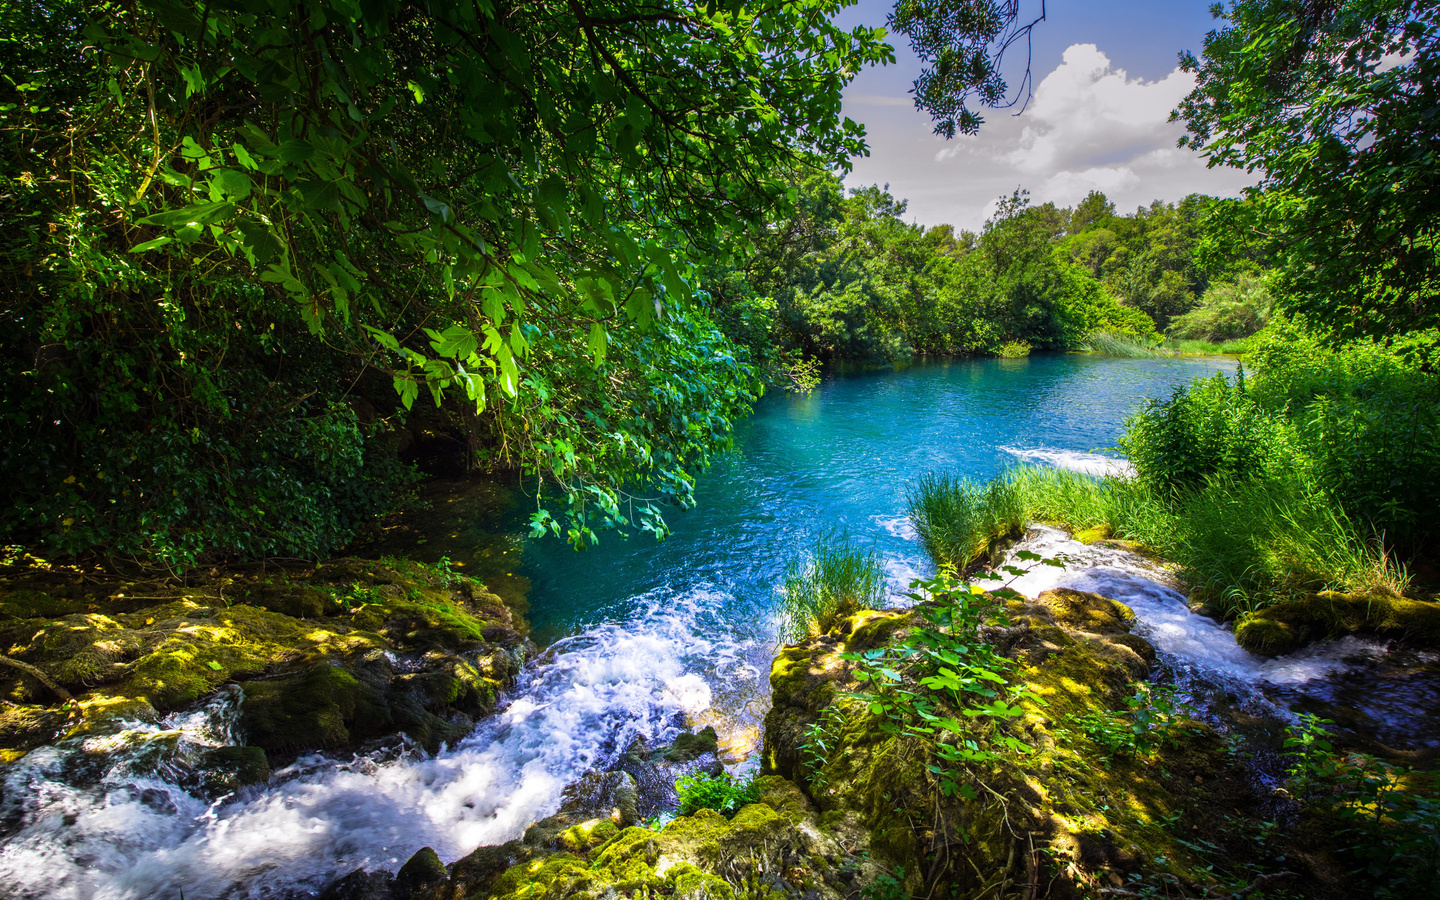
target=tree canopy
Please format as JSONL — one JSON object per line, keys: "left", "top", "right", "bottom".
{"left": 0, "top": 0, "right": 891, "bottom": 557}
{"left": 1177, "top": 0, "right": 1440, "bottom": 338}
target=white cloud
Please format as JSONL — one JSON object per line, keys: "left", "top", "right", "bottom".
{"left": 842, "top": 43, "right": 1256, "bottom": 231}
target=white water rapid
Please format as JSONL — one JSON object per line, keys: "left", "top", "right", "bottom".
{"left": 998, "top": 526, "right": 1384, "bottom": 690}
{"left": 0, "top": 588, "right": 772, "bottom": 900}
{"left": 999, "top": 446, "right": 1136, "bottom": 478}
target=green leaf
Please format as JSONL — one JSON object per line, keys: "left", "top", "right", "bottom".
{"left": 393, "top": 375, "right": 419, "bottom": 410}
{"left": 587, "top": 323, "right": 607, "bottom": 364}
{"left": 129, "top": 235, "right": 173, "bottom": 253}
{"left": 430, "top": 325, "right": 478, "bottom": 359}
{"left": 278, "top": 139, "right": 315, "bottom": 164}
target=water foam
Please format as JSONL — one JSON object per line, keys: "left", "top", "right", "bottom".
{"left": 999, "top": 526, "right": 1376, "bottom": 688}
{"left": 999, "top": 446, "right": 1135, "bottom": 478}
{"left": 0, "top": 588, "right": 770, "bottom": 900}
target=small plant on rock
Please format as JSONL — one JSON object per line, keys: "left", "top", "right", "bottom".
{"left": 780, "top": 533, "right": 886, "bottom": 640}
{"left": 675, "top": 772, "right": 758, "bottom": 818}
{"left": 1074, "top": 683, "right": 1192, "bottom": 766}
{"left": 841, "top": 564, "right": 1045, "bottom": 800}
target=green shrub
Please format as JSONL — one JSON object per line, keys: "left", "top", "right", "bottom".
{"left": 675, "top": 772, "right": 758, "bottom": 817}
{"left": 1072, "top": 684, "right": 1191, "bottom": 766}
{"left": 780, "top": 534, "right": 886, "bottom": 640}
{"left": 906, "top": 473, "right": 1025, "bottom": 570}
{"left": 1243, "top": 322, "right": 1440, "bottom": 544}
{"left": 1166, "top": 273, "right": 1272, "bottom": 342}
{"left": 1284, "top": 715, "right": 1440, "bottom": 899}
{"left": 1120, "top": 371, "right": 1300, "bottom": 495}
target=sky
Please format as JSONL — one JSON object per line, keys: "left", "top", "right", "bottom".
{"left": 832, "top": 0, "right": 1259, "bottom": 231}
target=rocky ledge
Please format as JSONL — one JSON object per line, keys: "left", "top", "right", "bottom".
{"left": 0, "top": 557, "right": 530, "bottom": 779}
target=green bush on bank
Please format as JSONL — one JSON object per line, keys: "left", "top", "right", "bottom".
{"left": 1004, "top": 319, "right": 1434, "bottom": 616}
{"left": 1004, "top": 322, "right": 1434, "bottom": 616}
{"left": 1123, "top": 320, "right": 1440, "bottom": 547}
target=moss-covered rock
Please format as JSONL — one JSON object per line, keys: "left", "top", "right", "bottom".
{"left": 0, "top": 558, "right": 530, "bottom": 761}
{"left": 394, "top": 846, "right": 449, "bottom": 897}
{"left": 1073, "top": 523, "right": 1115, "bottom": 545}
{"left": 1235, "top": 590, "right": 1440, "bottom": 655}
{"left": 1035, "top": 587, "right": 1136, "bottom": 635}
{"left": 433, "top": 774, "right": 871, "bottom": 900}
{"left": 197, "top": 745, "right": 271, "bottom": 790}
{"left": 663, "top": 725, "right": 719, "bottom": 762}
{"left": 761, "top": 596, "right": 1252, "bottom": 899}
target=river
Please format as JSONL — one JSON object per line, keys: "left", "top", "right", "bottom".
{"left": 19, "top": 353, "right": 1409, "bottom": 900}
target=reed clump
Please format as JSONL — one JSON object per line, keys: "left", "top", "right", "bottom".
{"left": 780, "top": 534, "right": 886, "bottom": 640}
{"left": 906, "top": 473, "right": 1025, "bottom": 572}
{"left": 1007, "top": 464, "right": 1409, "bottom": 618}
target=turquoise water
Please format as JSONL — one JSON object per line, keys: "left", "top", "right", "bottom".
{"left": 521, "top": 354, "right": 1235, "bottom": 641}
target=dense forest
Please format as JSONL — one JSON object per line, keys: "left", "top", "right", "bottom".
{"left": 2, "top": 0, "right": 1280, "bottom": 565}
{"left": 714, "top": 178, "right": 1267, "bottom": 365}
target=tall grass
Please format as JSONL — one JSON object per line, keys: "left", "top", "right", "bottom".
{"left": 1008, "top": 465, "right": 1172, "bottom": 547}
{"left": 1086, "top": 331, "right": 1159, "bottom": 358}
{"left": 780, "top": 534, "right": 886, "bottom": 640}
{"left": 1168, "top": 475, "right": 1408, "bottom": 613}
{"left": 1007, "top": 464, "right": 1409, "bottom": 617}
{"left": 1162, "top": 337, "right": 1254, "bottom": 356}
{"left": 906, "top": 473, "right": 1025, "bottom": 571}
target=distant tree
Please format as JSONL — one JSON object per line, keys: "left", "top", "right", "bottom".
{"left": 1069, "top": 190, "right": 1116, "bottom": 234}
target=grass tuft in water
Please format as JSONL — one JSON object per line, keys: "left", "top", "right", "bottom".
{"left": 1086, "top": 331, "right": 1160, "bottom": 358}
{"left": 906, "top": 473, "right": 1026, "bottom": 571}
{"left": 780, "top": 533, "right": 886, "bottom": 640}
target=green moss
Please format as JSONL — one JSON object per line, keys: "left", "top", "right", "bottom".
{"left": 485, "top": 853, "right": 591, "bottom": 900}
{"left": 663, "top": 725, "right": 719, "bottom": 761}
{"left": 764, "top": 588, "right": 1234, "bottom": 897}
{"left": 557, "top": 819, "right": 618, "bottom": 852}
{"left": 241, "top": 663, "right": 390, "bottom": 751}
{"left": 1074, "top": 523, "right": 1115, "bottom": 544}
{"left": 1235, "top": 590, "right": 1440, "bottom": 655}
{"left": 840, "top": 609, "right": 913, "bottom": 650}
{"left": 394, "top": 846, "right": 448, "bottom": 896}
{"left": 0, "top": 703, "right": 71, "bottom": 752}
{"left": 468, "top": 782, "right": 840, "bottom": 900}
{"left": 0, "top": 589, "right": 85, "bottom": 620}
{"left": 198, "top": 746, "right": 270, "bottom": 787}
{"left": 1035, "top": 588, "right": 1136, "bottom": 635}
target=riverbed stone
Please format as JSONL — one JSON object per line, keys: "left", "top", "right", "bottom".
{"left": 198, "top": 745, "right": 271, "bottom": 788}
{"left": 394, "top": 846, "right": 448, "bottom": 896}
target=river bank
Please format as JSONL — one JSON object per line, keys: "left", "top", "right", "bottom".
{"left": 4, "top": 519, "right": 1435, "bottom": 899}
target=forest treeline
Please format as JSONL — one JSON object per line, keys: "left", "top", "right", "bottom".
{"left": 1, "top": 0, "right": 1435, "bottom": 564}
{"left": 710, "top": 174, "right": 1269, "bottom": 366}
